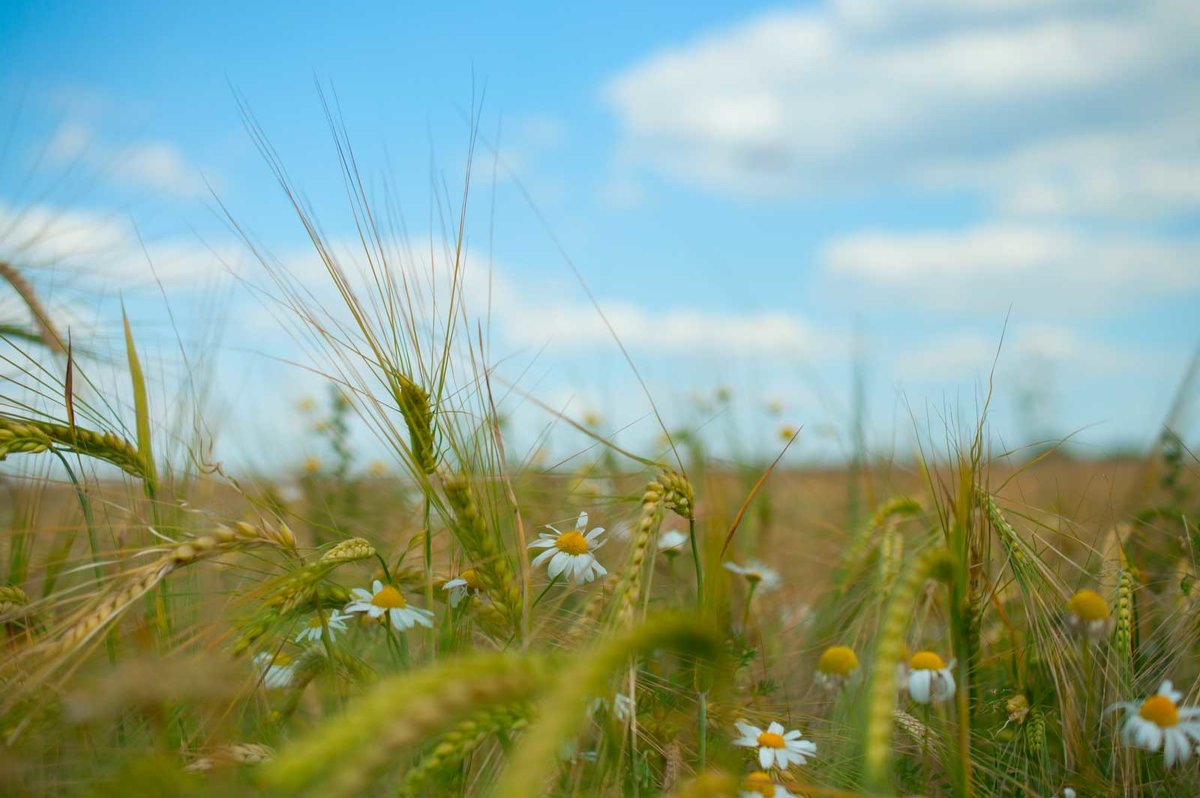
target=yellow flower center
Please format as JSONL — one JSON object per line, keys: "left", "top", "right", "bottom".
{"left": 818, "top": 645, "right": 859, "bottom": 676}
{"left": 909, "top": 651, "right": 946, "bottom": 671}
{"left": 756, "top": 731, "right": 786, "bottom": 749}
{"left": 1066, "top": 589, "right": 1109, "bottom": 622}
{"left": 555, "top": 530, "right": 589, "bottom": 556}
{"left": 743, "top": 771, "right": 776, "bottom": 798}
{"left": 272, "top": 652, "right": 292, "bottom": 666}
{"left": 1139, "top": 695, "right": 1180, "bottom": 728}
{"left": 307, "top": 616, "right": 323, "bottom": 628}
{"left": 460, "top": 568, "right": 484, "bottom": 590}
{"left": 372, "top": 585, "right": 408, "bottom": 609}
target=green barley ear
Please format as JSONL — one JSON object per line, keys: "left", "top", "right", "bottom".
{"left": 0, "top": 260, "right": 66, "bottom": 354}
{"left": 441, "top": 472, "right": 522, "bottom": 629}
{"left": 121, "top": 308, "right": 157, "bottom": 498}
{"left": 261, "top": 652, "right": 551, "bottom": 797}
{"left": 389, "top": 370, "right": 437, "bottom": 474}
{"left": 399, "top": 703, "right": 533, "bottom": 797}
{"left": 609, "top": 479, "right": 666, "bottom": 627}
{"left": 1113, "top": 543, "right": 1139, "bottom": 681}
{"left": 658, "top": 469, "right": 694, "bottom": 520}
{"left": 490, "top": 613, "right": 722, "bottom": 798}
{"left": 0, "top": 416, "right": 151, "bottom": 483}
{"left": 862, "top": 546, "right": 953, "bottom": 792}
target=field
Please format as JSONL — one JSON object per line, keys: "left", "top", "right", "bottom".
{"left": 1, "top": 175, "right": 1198, "bottom": 798}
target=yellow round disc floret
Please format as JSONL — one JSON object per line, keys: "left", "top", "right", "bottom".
{"left": 1139, "top": 695, "right": 1180, "bottom": 728}
{"left": 1066, "top": 589, "right": 1109, "bottom": 622}
{"left": 756, "top": 731, "right": 786, "bottom": 749}
{"left": 371, "top": 585, "right": 408, "bottom": 609}
{"left": 817, "top": 645, "right": 859, "bottom": 677}
{"left": 909, "top": 651, "right": 946, "bottom": 671}
{"left": 555, "top": 530, "right": 589, "bottom": 556}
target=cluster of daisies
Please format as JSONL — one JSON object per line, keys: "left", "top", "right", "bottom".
{"left": 251, "top": 510, "right": 1200, "bottom": 776}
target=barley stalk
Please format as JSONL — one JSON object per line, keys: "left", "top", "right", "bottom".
{"left": 262, "top": 652, "right": 551, "bottom": 796}
{"left": 0, "top": 416, "right": 150, "bottom": 481}
{"left": 491, "top": 613, "right": 722, "bottom": 798}
{"left": 398, "top": 702, "right": 532, "bottom": 797}
{"left": 862, "top": 546, "right": 953, "bottom": 791}
{"left": 0, "top": 260, "right": 66, "bottom": 354}
{"left": 442, "top": 472, "right": 522, "bottom": 630}
{"left": 610, "top": 479, "right": 666, "bottom": 628}
{"left": 43, "top": 521, "right": 295, "bottom": 660}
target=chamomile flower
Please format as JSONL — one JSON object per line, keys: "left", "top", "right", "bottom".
{"left": 528, "top": 511, "right": 607, "bottom": 584}
{"left": 1065, "top": 589, "right": 1114, "bottom": 641}
{"left": 254, "top": 651, "right": 296, "bottom": 689}
{"left": 344, "top": 580, "right": 434, "bottom": 631}
{"left": 590, "top": 692, "right": 634, "bottom": 723}
{"left": 815, "top": 645, "right": 859, "bottom": 689}
{"left": 442, "top": 568, "right": 484, "bottom": 608}
{"left": 733, "top": 721, "right": 816, "bottom": 769}
{"left": 1109, "top": 680, "right": 1200, "bottom": 768}
{"left": 741, "top": 771, "right": 794, "bottom": 798}
{"left": 724, "top": 560, "right": 781, "bottom": 593}
{"left": 659, "top": 529, "right": 689, "bottom": 555}
{"left": 906, "top": 651, "right": 956, "bottom": 705}
{"left": 294, "top": 609, "right": 350, "bottom": 643}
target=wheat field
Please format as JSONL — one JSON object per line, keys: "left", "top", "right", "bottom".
{"left": 1, "top": 139, "right": 1198, "bottom": 798}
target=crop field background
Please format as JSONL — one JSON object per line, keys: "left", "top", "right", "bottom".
{"left": 2, "top": 2, "right": 1200, "bottom": 797}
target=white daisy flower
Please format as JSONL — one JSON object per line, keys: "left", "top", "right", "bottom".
{"left": 733, "top": 720, "right": 816, "bottom": 769}
{"left": 658, "top": 529, "right": 689, "bottom": 555}
{"left": 293, "top": 610, "right": 350, "bottom": 643}
{"left": 906, "top": 651, "right": 957, "bottom": 705}
{"left": 724, "top": 560, "right": 781, "bottom": 593}
{"left": 591, "top": 693, "right": 634, "bottom": 722}
{"left": 1109, "top": 680, "right": 1200, "bottom": 768}
{"left": 254, "top": 651, "right": 296, "bottom": 689}
{"left": 1065, "top": 589, "right": 1114, "bottom": 641}
{"left": 442, "top": 568, "right": 484, "bottom": 608}
{"left": 1054, "top": 788, "right": 1077, "bottom": 798}
{"left": 344, "top": 580, "right": 434, "bottom": 631}
{"left": 815, "top": 645, "right": 859, "bottom": 689}
{"left": 528, "top": 511, "right": 607, "bottom": 584}
{"left": 741, "top": 771, "right": 794, "bottom": 798}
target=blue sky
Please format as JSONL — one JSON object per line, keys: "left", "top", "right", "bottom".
{"left": 2, "top": 0, "right": 1198, "bottom": 470}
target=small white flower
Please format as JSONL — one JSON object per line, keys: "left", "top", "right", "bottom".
{"left": 1054, "top": 788, "right": 1077, "bottom": 798}
{"left": 733, "top": 720, "right": 816, "bottom": 770}
{"left": 528, "top": 511, "right": 607, "bottom": 584}
{"left": 294, "top": 610, "right": 350, "bottom": 643}
{"left": 658, "top": 529, "right": 689, "bottom": 555}
{"left": 591, "top": 693, "right": 634, "bottom": 722}
{"left": 724, "top": 560, "right": 781, "bottom": 593}
{"left": 741, "top": 770, "right": 794, "bottom": 798}
{"left": 441, "top": 568, "right": 484, "bottom": 608}
{"left": 254, "top": 651, "right": 296, "bottom": 689}
{"left": 344, "top": 580, "right": 434, "bottom": 631}
{"left": 906, "top": 651, "right": 957, "bottom": 705}
{"left": 1109, "top": 680, "right": 1200, "bottom": 768}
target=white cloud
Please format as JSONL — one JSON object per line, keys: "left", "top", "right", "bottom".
{"left": 894, "top": 323, "right": 1168, "bottom": 381}
{"left": 261, "top": 234, "right": 839, "bottom": 360}
{"left": 822, "top": 223, "right": 1200, "bottom": 314}
{"left": 603, "top": 0, "right": 1200, "bottom": 218}
{"left": 0, "top": 201, "right": 241, "bottom": 286}
{"left": 45, "top": 121, "right": 215, "bottom": 199}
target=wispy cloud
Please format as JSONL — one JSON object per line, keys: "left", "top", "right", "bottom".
{"left": 0, "top": 201, "right": 241, "bottom": 285}
{"left": 45, "top": 121, "right": 215, "bottom": 199}
{"left": 603, "top": 0, "right": 1200, "bottom": 219}
{"left": 821, "top": 224, "right": 1200, "bottom": 315}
